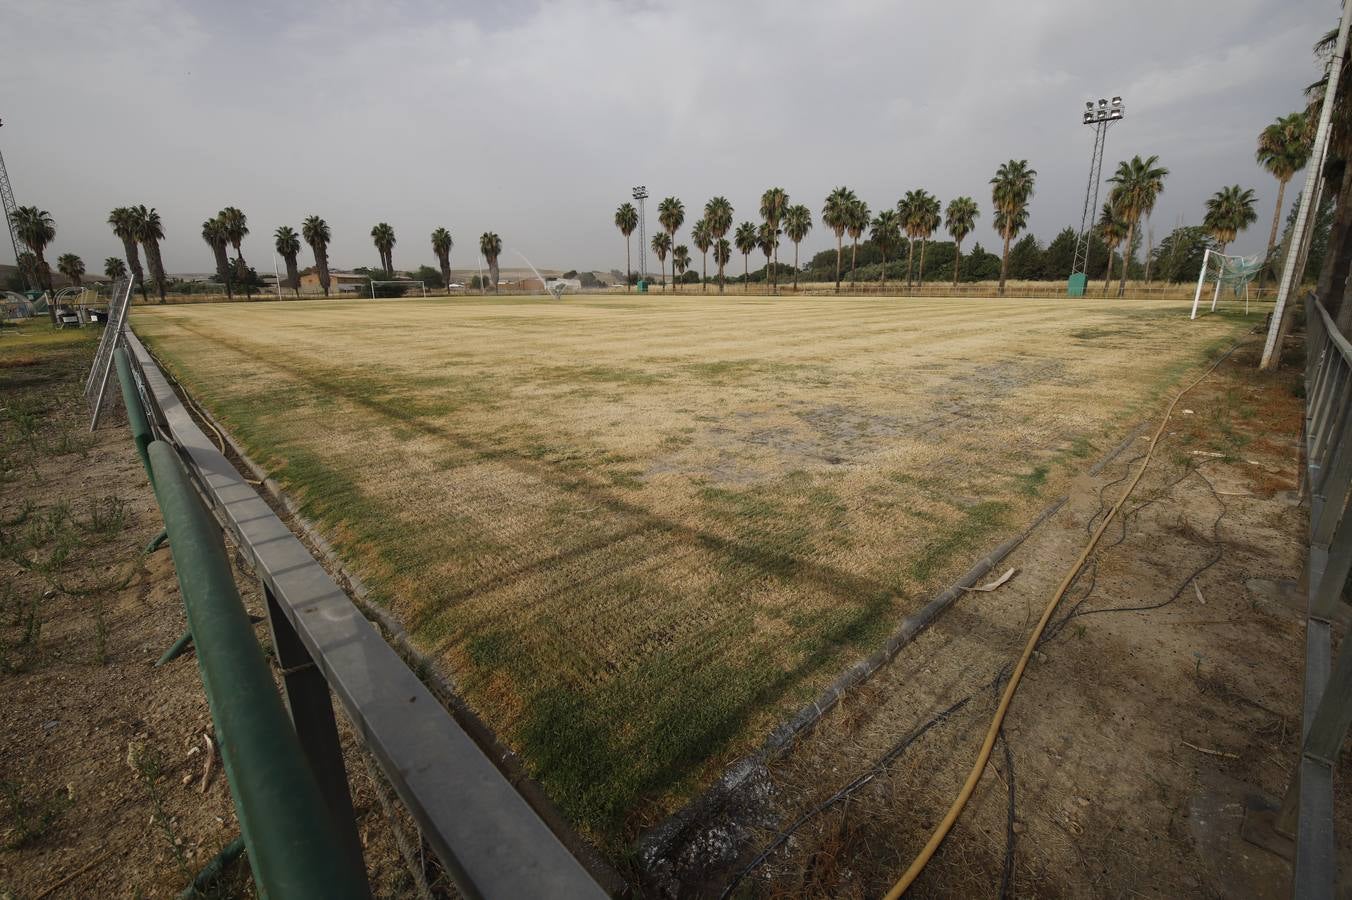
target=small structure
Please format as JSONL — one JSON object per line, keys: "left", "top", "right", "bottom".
{"left": 299, "top": 271, "right": 370, "bottom": 294}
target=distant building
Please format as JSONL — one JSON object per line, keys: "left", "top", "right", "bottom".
{"left": 299, "top": 271, "right": 369, "bottom": 293}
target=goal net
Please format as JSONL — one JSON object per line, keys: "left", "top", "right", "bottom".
{"left": 1190, "top": 249, "right": 1262, "bottom": 319}
{"left": 368, "top": 280, "right": 427, "bottom": 299}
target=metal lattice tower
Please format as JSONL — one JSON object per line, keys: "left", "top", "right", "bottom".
{"left": 633, "top": 185, "right": 648, "bottom": 284}
{"left": 1070, "top": 98, "right": 1124, "bottom": 292}
{"left": 0, "top": 120, "right": 23, "bottom": 273}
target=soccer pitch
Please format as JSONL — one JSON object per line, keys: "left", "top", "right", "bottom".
{"left": 131, "top": 294, "right": 1250, "bottom": 844}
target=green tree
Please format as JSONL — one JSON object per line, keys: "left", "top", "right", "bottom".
{"left": 673, "top": 244, "right": 691, "bottom": 289}
{"left": 650, "top": 232, "right": 671, "bottom": 290}
{"left": 870, "top": 209, "right": 901, "bottom": 290}
{"left": 414, "top": 264, "right": 444, "bottom": 288}
{"left": 56, "top": 252, "right": 84, "bottom": 288}
{"left": 704, "top": 197, "right": 734, "bottom": 294}
{"left": 14, "top": 206, "right": 55, "bottom": 315}
{"left": 430, "top": 227, "right": 453, "bottom": 292}
{"left": 130, "top": 205, "right": 167, "bottom": 302}
{"left": 1006, "top": 234, "right": 1044, "bottom": 280}
{"left": 274, "top": 225, "right": 302, "bottom": 297}
{"left": 1042, "top": 227, "right": 1077, "bottom": 280}
{"left": 691, "top": 218, "right": 712, "bottom": 291}
{"left": 657, "top": 196, "right": 684, "bottom": 291}
{"left": 371, "top": 222, "right": 396, "bottom": 272}
{"left": 202, "top": 217, "right": 233, "bottom": 299}
{"left": 1097, "top": 201, "right": 1127, "bottom": 296}
{"left": 1151, "top": 225, "right": 1216, "bottom": 283}
{"left": 990, "top": 159, "right": 1037, "bottom": 295}
{"left": 104, "top": 256, "right": 127, "bottom": 281}
{"left": 1107, "top": 154, "right": 1169, "bottom": 296}
{"left": 479, "top": 232, "right": 502, "bottom": 294}
{"left": 614, "top": 203, "right": 638, "bottom": 292}
{"left": 108, "top": 206, "right": 147, "bottom": 301}
{"left": 1202, "top": 185, "right": 1259, "bottom": 255}
{"left": 734, "top": 222, "right": 757, "bottom": 292}
{"left": 218, "top": 206, "right": 249, "bottom": 267}
{"left": 781, "top": 204, "right": 812, "bottom": 290}
{"left": 847, "top": 198, "right": 870, "bottom": 288}
{"left": 944, "top": 197, "right": 980, "bottom": 285}
{"left": 822, "top": 187, "right": 857, "bottom": 293}
{"left": 898, "top": 190, "right": 921, "bottom": 288}
{"left": 915, "top": 191, "right": 941, "bottom": 284}
{"left": 1255, "top": 111, "right": 1312, "bottom": 271}
{"left": 302, "top": 216, "right": 332, "bottom": 297}
{"left": 760, "top": 187, "right": 788, "bottom": 294}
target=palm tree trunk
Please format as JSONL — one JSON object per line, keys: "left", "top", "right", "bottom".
{"left": 718, "top": 259, "right": 725, "bottom": 295}
{"left": 1103, "top": 251, "right": 1114, "bottom": 296}
{"left": 906, "top": 238, "right": 915, "bottom": 289}
{"left": 793, "top": 241, "right": 800, "bottom": 290}
{"left": 317, "top": 248, "right": 330, "bottom": 297}
{"left": 850, "top": 240, "right": 858, "bottom": 287}
{"left": 772, "top": 235, "right": 778, "bottom": 295}
{"left": 998, "top": 231, "right": 1011, "bottom": 295}
{"left": 1117, "top": 221, "right": 1135, "bottom": 298}
{"left": 702, "top": 251, "right": 707, "bottom": 292}
{"left": 439, "top": 254, "right": 450, "bottom": 293}
{"left": 919, "top": 239, "right": 928, "bottom": 286}
{"left": 834, "top": 235, "right": 843, "bottom": 293}
{"left": 880, "top": 248, "right": 887, "bottom": 289}
{"left": 953, "top": 239, "right": 963, "bottom": 286}
{"left": 1143, "top": 215, "right": 1155, "bottom": 286}
{"left": 1267, "top": 176, "right": 1288, "bottom": 262}
{"left": 743, "top": 254, "right": 749, "bottom": 293}
{"left": 123, "top": 237, "right": 147, "bottom": 302}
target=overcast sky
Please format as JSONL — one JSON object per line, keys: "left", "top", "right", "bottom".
{"left": 0, "top": 0, "right": 1337, "bottom": 276}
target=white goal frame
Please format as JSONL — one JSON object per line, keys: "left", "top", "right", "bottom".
{"left": 368, "top": 280, "right": 427, "bottom": 299}
{"left": 1190, "top": 248, "right": 1256, "bottom": 320}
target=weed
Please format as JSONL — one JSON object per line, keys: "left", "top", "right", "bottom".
{"left": 79, "top": 495, "right": 127, "bottom": 540}
{"left": 1016, "top": 464, "right": 1050, "bottom": 496}
{"left": 131, "top": 743, "right": 190, "bottom": 879}
{"left": 0, "top": 779, "right": 71, "bottom": 850}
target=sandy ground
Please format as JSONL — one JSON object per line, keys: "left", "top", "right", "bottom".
{"left": 0, "top": 328, "right": 430, "bottom": 897}
{"left": 129, "top": 294, "right": 1255, "bottom": 847}
{"left": 657, "top": 338, "right": 1346, "bottom": 898}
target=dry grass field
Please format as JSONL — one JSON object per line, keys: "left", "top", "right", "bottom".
{"left": 130, "top": 293, "right": 1255, "bottom": 847}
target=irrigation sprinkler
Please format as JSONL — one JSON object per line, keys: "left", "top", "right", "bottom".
{"left": 1068, "top": 96, "right": 1125, "bottom": 297}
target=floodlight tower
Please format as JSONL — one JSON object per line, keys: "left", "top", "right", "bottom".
{"left": 0, "top": 119, "right": 25, "bottom": 277}
{"left": 1068, "top": 96, "right": 1124, "bottom": 297}
{"left": 632, "top": 185, "right": 648, "bottom": 286}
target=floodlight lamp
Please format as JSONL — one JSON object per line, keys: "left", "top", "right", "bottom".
{"left": 1111, "top": 96, "right": 1122, "bottom": 106}
{"left": 1085, "top": 101, "right": 1094, "bottom": 110}
{"left": 1098, "top": 99, "right": 1107, "bottom": 107}
{"left": 1083, "top": 112, "right": 1094, "bottom": 124}
{"left": 1109, "top": 108, "right": 1123, "bottom": 120}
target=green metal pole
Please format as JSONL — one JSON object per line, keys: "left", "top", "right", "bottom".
{"left": 146, "top": 441, "right": 370, "bottom": 899}
{"left": 114, "top": 347, "right": 152, "bottom": 477}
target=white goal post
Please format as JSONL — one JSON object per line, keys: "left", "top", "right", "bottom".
{"left": 1190, "top": 248, "right": 1260, "bottom": 320}
{"left": 368, "top": 280, "right": 427, "bottom": 299}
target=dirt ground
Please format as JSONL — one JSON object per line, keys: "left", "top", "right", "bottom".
{"left": 0, "top": 328, "right": 432, "bottom": 897}
{"left": 652, "top": 336, "right": 1346, "bottom": 897}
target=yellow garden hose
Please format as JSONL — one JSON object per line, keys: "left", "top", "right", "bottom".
{"left": 882, "top": 342, "right": 1240, "bottom": 899}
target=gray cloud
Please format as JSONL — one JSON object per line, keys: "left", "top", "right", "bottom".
{"left": 0, "top": 0, "right": 1335, "bottom": 275}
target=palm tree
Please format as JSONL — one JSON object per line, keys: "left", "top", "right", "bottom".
{"left": 760, "top": 187, "right": 788, "bottom": 294}
{"left": 479, "top": 232, "right": 502, "bottom": 294}
{"left": 302, "top": 216, "right": 332, "bottom": 297}
{"left": 945, "top": 197, "right": 980, "bottom": 285}
{"left": 704, "top": 197, "right": 734, "bottom": 294}
{"left": 822, "top": 187, "right": 856, "bottom": 293}
{"left": 673, "top": 244, "right": 691, "bottom": 289}
{"left": 915, "top": 191, "right": 941, "bottom": 286}
{"left": 897, "top": 190, "right": 921, "bottom": 289}
{"left": 713, "top": 238, "right": 732, "bottom": 295}
{"left": 57, "top": 253, "right": 84, "bottom": 288}
{"left": 756, "top": 222, "right": 778, "bottom": 294}
{"left": 431, "top": 227, "right": 453, "bottom": 292}
{"left": 1098, "top": 201, "right": 1128, "bottom": 296}
{"left": 371, "top": 223, "right": 396, "bottom": 273}
{"left": 614, "top": 202, "right": 638, "bottom": 292}
{"left": 650, "top": 232, "right": 671, "bottom": 290}
{"left": 870, "top": 209, "right": 901, "bottom": 290}
{"left": 15, "top": 252, "right": 38, "bottom": 293}
{"left": 1202, "top": 185, "right": 1259, "bottom": 255}
{"left": 104, "top": 257, "right": 127, "bottom": 281}
{"left": 691, "top": 219, "right": 712, "bottom": 292}
{"left": 657, "top": 197, "right": 685, "bottom": 290}
{"left": 782, "top": 204, "right": 812, "bottom": 291}
{"left": 991, "top": 159, "right": 1038, "bottom": 295}
{"left": 275, "top": 225, "right": 302, "bottom": 297}
{"left": 108, "top": 207, "right": 147, "bottom": 301}
{"left": 14, "top": 208, "right": 54, "bottom": 319}
{"left": 734, "top": 222, "right": 757, "bottom": 293}
{"left": 201, "top": 218, "right": 233, "bottom": 299}
{"left": 1256, "top": 112, "right": 1312, "bottom": 267}
{"left": 218, "top": 207, "right": 249, "bottom": 267}
{"left": 1107, "top": 154, "right": 1170, "bottom": 296}
{"left": 130, "top": 205, "right": 168, "bottom": 302}
{"left": 847, "top": 198, "right": 870, "bottom": 288}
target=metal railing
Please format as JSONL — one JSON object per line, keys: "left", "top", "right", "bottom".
{"left": 110, "top": 335, "right": 610, "bottom": 899}
{"left": 1277, "top": 294, "right": 1352, "bottom": 898}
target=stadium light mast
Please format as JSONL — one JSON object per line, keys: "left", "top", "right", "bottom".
{"left": 632, "top": 185, "right": 648, "bottom": 287}
{"left": 1068, "top": 96, "right": 1124, "bottom": 297}
{"left": 0, "top": 119, "right": 26, "bottom": 280}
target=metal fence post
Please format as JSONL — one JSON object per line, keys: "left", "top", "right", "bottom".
{"left": 264, "top": 580, "right": 367, "bottom": 869}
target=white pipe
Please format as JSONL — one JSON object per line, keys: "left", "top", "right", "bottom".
{"left": 1191, "top": 248, "right": 1210, "bottom": 320}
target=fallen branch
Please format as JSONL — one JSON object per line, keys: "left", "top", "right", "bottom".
{"left": 1182, "top": 739, "right": 1238, "bottom": 760}
{"left": 962, "top": 567, "right": 1017, "bottom": 593}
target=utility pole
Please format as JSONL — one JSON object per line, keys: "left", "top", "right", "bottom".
{"left": 1068, "top": 97, "right": 1125, "bottom": 297}
{"left": 0, "top": 119, "right": 27, "bottom": 284}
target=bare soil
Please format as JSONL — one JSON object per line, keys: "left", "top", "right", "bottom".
{"left": 672, "top": 338, "right": 1348, "bottom": 898}
{"left": 0, "top": 328, "right": 424, "bottom": 897}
